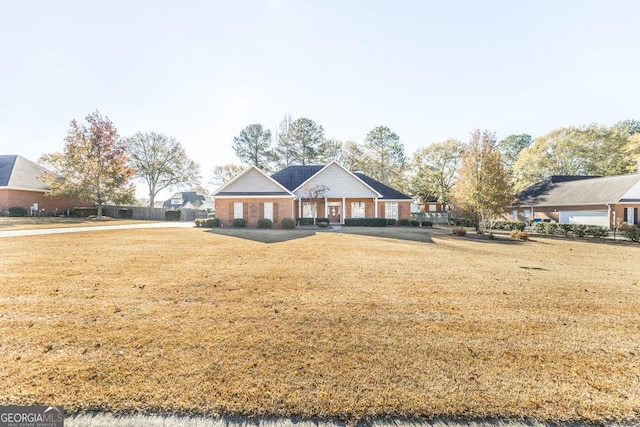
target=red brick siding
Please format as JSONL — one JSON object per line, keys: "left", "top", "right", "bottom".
{"left": 215, "top": 198, "right": 294, "bottom": 227}
{"left": 0, "top": 189, "right": 92, "bottom": 215}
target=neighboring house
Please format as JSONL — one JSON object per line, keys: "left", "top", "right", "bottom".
{"left": 212, "top": 161, "right": 413, "bottom": 227}
{"left": 0, "top": 155, "right": 92, "bottom": 215}
{"left": 513, "top": 174, "right": 640, "bottom": 227}
{"left": 163, "top": 192, "right": 211, "bottom": 210}
{"left": 420, "top": 196, "right": 445, "bottom": 213}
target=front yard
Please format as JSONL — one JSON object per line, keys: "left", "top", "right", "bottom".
{"left": 0, "top": 227, "right": 638, "bottom": 423}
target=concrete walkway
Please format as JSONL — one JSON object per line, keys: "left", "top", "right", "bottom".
{"left": 0, "top": 221, "right": 193, "bottom": 238}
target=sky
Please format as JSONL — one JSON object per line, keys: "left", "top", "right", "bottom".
{"left": 1, "top": 1, "right": 639, "bottom": 200}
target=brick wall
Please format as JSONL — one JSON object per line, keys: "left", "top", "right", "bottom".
{"left": 0, "top": 189, "right": 93, "bottom": 215}
{"left": 215, "top": 198, "right": 294, "bottom": 227}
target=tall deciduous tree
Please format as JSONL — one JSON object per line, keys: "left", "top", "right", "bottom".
{"left": 452, "top": 129, "right": 513, "bottom": 233}
{"left": 497, "top": 134, "right": 532, "bottom": 169}
{"left": 273, "top": 114, "right": 296, "bottom": 169}
{"left": 512, "top": 124, "right": 637, "bottom": 191}
{"left": 209, "top": 164, "right": 245, "bottom": 188}
{"left": 410, "top": 139, "right": 463, "bottom": 210}
{"left": 362, "top": 126, "right": 407, "bottom": 187}
{"left": 288, "top": 117, "right": 325, "bottom": 165}
{"left": 125, "top": 132, "right": 201, "bottom": 207}
{"left": 317, "top": 139, "right": 365, "bottom": 170}
{"left": 232, "top": 123, "right": 273, "bottom": 170}
{"left": 40, "top": 110, "right": 135, "bottom": 217}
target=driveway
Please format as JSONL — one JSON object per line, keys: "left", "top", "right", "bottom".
{"left": 0, "top": 221, "right": 193, "bottom": 238}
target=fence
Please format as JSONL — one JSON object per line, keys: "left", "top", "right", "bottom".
{"left": 412, "top": 212, "right": 450, "bottom": 224}
{"left": 102, "top": 206, "right": 201, "bottom": 222}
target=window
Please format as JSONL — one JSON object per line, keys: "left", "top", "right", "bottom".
{"left": 624, "top": 207, "right": 638, "bottom": 225}
{"left": 263, "top": 202, "right": 273, "bottom": 221}
{"left": 302, "top": 202, "right": 316, "bottom": 218}
{"left": 428, "top": 204, "right": 437, "bottom": 212}
{"left": 233, "top": 202, "right": 243, "bottom": 219}
{"left": 351, "top": 201, "right": 365, "bottom": 218}
{"left": 512, "top": 210, "right": 518, "bottom": 220}
{"left": 385, "top": 202, "right": 398, "bottom": 220}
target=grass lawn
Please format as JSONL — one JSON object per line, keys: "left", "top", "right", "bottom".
{"left": 0, "top": 217, "right": 156, "bottom": 230}
{"left": 1, "top": 227, "right": 639, "bottom": 423}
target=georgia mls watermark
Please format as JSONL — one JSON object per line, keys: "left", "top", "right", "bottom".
{"left": 0, "top": 406, "right": 63, "bottom": 427}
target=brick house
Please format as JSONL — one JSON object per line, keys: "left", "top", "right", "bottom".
{"left": 512, "top": 174, "right": 640, "bottom": 227}
{"left": 0, "top": 155, "right": 92, "bottom": 215}
{"left": 212, "top": 161, "right": 413, "bottom": 227}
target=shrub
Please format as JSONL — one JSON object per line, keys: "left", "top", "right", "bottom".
{"left": 165, "top": 210, "right": 181, "bottom": 221}
{"left": 386, "top": 218, "right": 397, "bottom": 226}
{"left": 532, "top": 222, "right": 546, "bottom": 234}
{"left": 510, "top": 230, "right": 530, "bottom": 241}
{"left": 232, "top": 218, "right": 246, "bottom": 227}
{"left": 421, "top": 220, "right": 433, "bottom": 227}
{"left": 545, "top": 222, "right": 558, "bottom": 235}
{"left": 205, "top": 218, "right": 219, "bottom": 228}
{"left": 585, "top": 225, "right": 608, "bottom": 238}
{"left": 343, "top": 218, "right": 388, "bottom": 227}
{"left": 73, "top": 207, "right": 98, "bottom": 217}
{"left": 622, "top": 224, "right": 640, "bottom": 242}
{"left": 207, "top": 212, "right": 216, "bottom": 218}
{"left": 8, "top": 206, "right": 28, "bottom": 217}
{"left": 410, "top": 220, "right": 420, "bottom": 226}
{"left": 397, "top": 219, "right": 411, "bottom": 226}
{"left": 492, "top": 221, "right": 525, "bottom": 231}
{"left": 281, "top": 217, "right": 296, "bottom": 229}
{"left": 317, "top": 221, "right": 329, "bottom": 228}
{"left": 452, "top": 227, "right": 467, "bottom": 236}
{"left": 572, "top": 224, "right": 586, "bottom": 237}
{"left": 449, "top": 218, "right": 476, "bottom": 227}
{"left": 557, "top": 223, "right": 572, "bottom": 237}
{"left": 194, "top": 219, "right": 202, "bottom": 227}
{"left": 258, "top": 218, "right": 273, "bottom": 229}
{"left": 297, "top": 217, "right": 315, "bottom": 226}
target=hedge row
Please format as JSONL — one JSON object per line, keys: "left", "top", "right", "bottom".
{"left": 297, "top": 217, "right": 329, "bottom": 226}
{"left": 194, "top": 218, "right": 221, "bottom": 228}
{"left": 532, "top": 222, "right": 608, "bottom": 238}
{"left": 492, "top": 221, "right": 526, "bottom": 231}
{"left": 344, "top": 218, "right": 388, "bottom": 227}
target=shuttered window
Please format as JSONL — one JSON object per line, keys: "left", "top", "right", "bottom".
{"left": 233, "top": 202, "right": 243, "bottom": 219}
{"left": 625, "top": 207, "right": 638, "bottom": 225}
{"left": 263, "top": 202, "right": 273, "bottom": 221}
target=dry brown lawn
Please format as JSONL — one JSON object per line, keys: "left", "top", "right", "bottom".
{"left": 0, "top": 217, "right": 154, "bottom": 230}
{"left": 1, "top": 227, "right": 639, "bottom": 423}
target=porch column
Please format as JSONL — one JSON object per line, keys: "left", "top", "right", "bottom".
{"left": 374, "top": 197, "right": 378, "bottom": 217}
{"left": 324, "top": 197, "right": 328, "bottom": 218}
{"left": 298, "top": 198, "right": 302, "bottom": 219}
{"left": 342, "top": 197, "right": 346, "bottom": 224}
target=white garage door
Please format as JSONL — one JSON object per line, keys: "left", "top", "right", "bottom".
{"left": 558, "top": 210, "right": 609, "bottom": 227}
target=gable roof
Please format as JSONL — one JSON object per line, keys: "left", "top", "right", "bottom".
{"left": 213, "top": 165, "right": 293, "bottom": 197}
{"left": 516, "top": 174, "right": 640, "bottom": 206}
{"left": 271, "top": 162, "right": 412, "bottom": 200}
{"left": 163, "top": 191, "right": 207, "bottom": 208}
{"left": 0, "top": 155, "right": 50, "bottom": 191}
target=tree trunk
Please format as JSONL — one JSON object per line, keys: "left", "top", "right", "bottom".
{"left": 97, "top": 203, "right": 103, "bottom": 218}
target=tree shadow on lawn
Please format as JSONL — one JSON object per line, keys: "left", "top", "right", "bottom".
{"left": 336, "top": 226, "right": 434, "bottom": 243}
{"left": 207, "top": 228, "right": 317, "bottom": 243}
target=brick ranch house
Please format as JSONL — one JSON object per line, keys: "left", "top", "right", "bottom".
{"left": 512, "top": 174, "right": 640, "bottom": 228}
{"left": 212, "top": 161, "right": 413, "bottom": 227}
{"left": 0, "top": 155, "right": 92, "bottom": 215}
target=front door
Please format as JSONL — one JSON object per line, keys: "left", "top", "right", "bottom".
{"left": 328, "top": 204, "right": 341, "bottom": 224}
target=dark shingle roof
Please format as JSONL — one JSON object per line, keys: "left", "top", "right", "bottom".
{"left": 516, "top": 174, "right": 640, "bottom": 206}
{"left": 270, "top": 164, "right": 412, "bottom": 200}
{"left": 271, "top": 165, "right": 324, "bottom": 190}
{"left": 354, "top": 172, "right": 412, "bottom": 200}
{"left": 163, "top": 191, "right": 207, "bottom": 208}
{"left": 0, "top": 155, "right": 50, "bottom": 191}
{"left": 215, "top": 191, "right": 291, "bottom": 196}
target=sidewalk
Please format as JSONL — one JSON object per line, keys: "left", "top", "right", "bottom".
{"left": 0, "top": 221, "right": 193, "bottom": 238}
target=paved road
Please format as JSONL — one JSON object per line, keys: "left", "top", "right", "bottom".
{"left": 0, "top": 221, "right": 194, "bottom": 238}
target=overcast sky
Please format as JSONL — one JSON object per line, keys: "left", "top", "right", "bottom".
{"left": 1, "top": 1, "right": 639, "bottom": 198}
